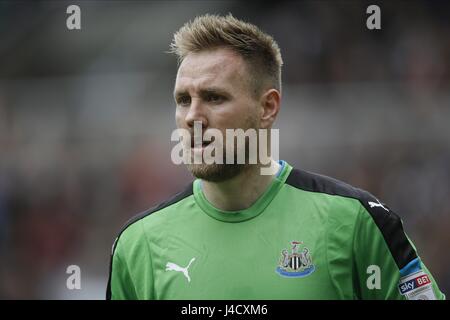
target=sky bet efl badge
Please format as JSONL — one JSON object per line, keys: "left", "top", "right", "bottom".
{"left": 398, "top": 270, "right": 436, "bottom": 300}
{"left": 276, "top": 241, "right": 315, "bottom": 277}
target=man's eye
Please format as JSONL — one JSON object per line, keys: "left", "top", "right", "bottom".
{"left": 207, "top": 94, "right": 223, "bottom": 103}
{"left": 177, "top": 96, "right": 191, "bottom": 106}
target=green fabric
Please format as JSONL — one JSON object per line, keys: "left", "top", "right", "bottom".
{"left": 109, "top": 162, "right": 445, "bottom": 300}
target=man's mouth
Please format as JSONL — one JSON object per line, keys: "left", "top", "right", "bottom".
{"left": 191, "top": 137, "right": 214, "bottom": 149}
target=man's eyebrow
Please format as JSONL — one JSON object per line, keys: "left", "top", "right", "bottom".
{"left": 199, "top": 87, "right": 230, "bottom": 96}
{"left": 174, "top": 87, "right": 230, "bottom": 98}
{"left": 173, "top": 89, "right": 188, "bottom": 99}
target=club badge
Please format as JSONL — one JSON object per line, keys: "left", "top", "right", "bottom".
{"left": 276, "top": 241, "right": 315, "bottom": 278}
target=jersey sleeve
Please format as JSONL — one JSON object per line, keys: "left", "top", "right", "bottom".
{"left": 352, "top": 191, "right": 445, "bottom": 300}
{"left": 107, "top": 237, "right": 138, "bottom": 300}
{"left": 106, "top": 219, "right": 155, "bottom": 300}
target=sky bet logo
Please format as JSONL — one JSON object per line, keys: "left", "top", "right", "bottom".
{"left": 399, "top": 274, "right": 431, "bottom": 295}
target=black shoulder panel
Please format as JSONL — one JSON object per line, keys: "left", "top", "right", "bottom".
{"left": 105, "top": 183, "right": 193, "bottom": 299}
{"left": 285, "top": 168, "right": 417, "bottom": 270}
{"left": 286, "top": 167, "right": 361, "bottom": 198}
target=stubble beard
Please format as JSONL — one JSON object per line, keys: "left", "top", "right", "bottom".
{"left": 186, "top": 116, "right": 259, "bottom": 182}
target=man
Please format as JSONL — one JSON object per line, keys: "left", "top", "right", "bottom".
{"left": 106, "top": 14, "right": 445, "bottom": 300}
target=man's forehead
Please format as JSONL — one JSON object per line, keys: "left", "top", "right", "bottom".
{"left": 175, "top": 48, "right": 247, "bottom": 92}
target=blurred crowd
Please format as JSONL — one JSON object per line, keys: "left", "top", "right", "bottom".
{"left": 0, "top": 0, "right": 449, "bottom": 299}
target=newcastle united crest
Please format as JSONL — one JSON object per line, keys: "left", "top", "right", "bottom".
{"left": 276, "top": 241, "right": 315, "bottom": 278}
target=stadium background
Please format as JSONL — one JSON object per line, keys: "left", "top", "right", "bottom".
{"left": 0, "top": 0, "right": 449, "bottom": 299}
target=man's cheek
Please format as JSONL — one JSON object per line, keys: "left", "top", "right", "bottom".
{"left": 174, "top": 112, "right": 184, "bottom": 128}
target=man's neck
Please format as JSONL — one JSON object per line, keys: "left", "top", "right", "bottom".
{"left": 201, "top": 159, "right": 281, "bottom": 211}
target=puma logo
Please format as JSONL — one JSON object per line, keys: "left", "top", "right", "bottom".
{"left": 165, "top": 258, "right": 196, "bottom": 282}
{"left": 368, "top": 199, "right": 389, "bottom": 212}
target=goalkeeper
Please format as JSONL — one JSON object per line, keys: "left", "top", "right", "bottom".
{"left": 107, "top": 14, "right": 445, "bottom": 300}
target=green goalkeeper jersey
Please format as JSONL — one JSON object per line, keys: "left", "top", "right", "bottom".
{"left": 106, "top": 161, "right": 445, "bottom": 300}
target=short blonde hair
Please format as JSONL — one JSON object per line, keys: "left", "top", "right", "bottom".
{"left": 170, "top": 13, "right": 283, "bottom": 95}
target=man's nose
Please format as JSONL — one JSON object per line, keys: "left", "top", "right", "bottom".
{"left": 185, "top": 99, "right": 208, "bottom": 129}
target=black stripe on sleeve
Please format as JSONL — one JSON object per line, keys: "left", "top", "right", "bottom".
{"left": 285, "top": 168, "right": 417, "bottom": 270}
{"left": 105, "top": 183, "right": 193, "bottom": 300}
{"left": 356, "top": 190, "right": 417, "bottom": 270}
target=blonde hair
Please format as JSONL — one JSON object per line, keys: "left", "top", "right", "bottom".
{"left": 169, "top": 13, "right": 283, "bottom": 95}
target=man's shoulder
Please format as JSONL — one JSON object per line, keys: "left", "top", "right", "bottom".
{"left": 113, "top": 183, "right": 194, "bottom": 246}
{"left": 285, "top": 167, "right": 368, "bottom": 201}
{"left": 285, "top": 167, "right": 389, "bottom": 219}
{"left": 285, "top": 168, "right": 419, "bottom": 274}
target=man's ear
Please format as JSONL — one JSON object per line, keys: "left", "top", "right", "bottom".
{"left": 259, "top": 89, "right": 281, "bottom": 128}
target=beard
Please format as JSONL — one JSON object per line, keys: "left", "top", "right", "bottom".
{"left": 187, "top": 161, "right": 248, "bottom": 182}
{"left": 185, "top": 115, "right": 259, "bottom": 182}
